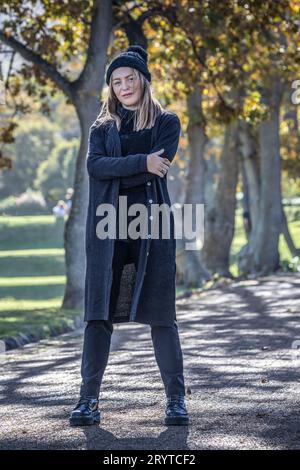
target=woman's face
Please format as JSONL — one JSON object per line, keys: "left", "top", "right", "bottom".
{"left": 111, "top": 67, "right": 141, "bottom": 108}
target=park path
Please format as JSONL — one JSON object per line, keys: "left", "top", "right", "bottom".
{"left": 0, "top": 272, "right": 300, "bottom": 450}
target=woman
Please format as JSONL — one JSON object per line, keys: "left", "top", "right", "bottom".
{"left": 69, "top": 45, "right": 189, "bottom": 427}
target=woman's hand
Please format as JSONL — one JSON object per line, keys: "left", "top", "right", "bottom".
{"left": 146, "top": 148, "right": 170, "bottom": 177}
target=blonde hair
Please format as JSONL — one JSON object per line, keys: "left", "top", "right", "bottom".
{"left": 95, "top": 68, "right": 163, "bottom": 131}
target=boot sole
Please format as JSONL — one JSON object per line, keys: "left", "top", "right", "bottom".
{"left": 165, "top": 416, "right": 189, "bottom": 426}
{"left": 69, "top": 411, "right": 100, "bottom": 426}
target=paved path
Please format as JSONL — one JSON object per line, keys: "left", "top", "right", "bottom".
{"left": 0, "top": 273, "right": 300, "bottom": 450}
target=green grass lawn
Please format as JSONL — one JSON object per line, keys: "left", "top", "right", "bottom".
{"left": 0, "top": 215, "right": 81, "bottom": 340}
{"left": 0, "top": 212, "right": 299, "bottom": 340}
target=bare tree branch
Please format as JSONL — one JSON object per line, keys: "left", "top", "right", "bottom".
{"left": 0, "top": 30, "right": 73, "bottom": 99}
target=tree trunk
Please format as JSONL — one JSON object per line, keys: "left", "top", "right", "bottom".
{"left": 238, "top": 120, "right": 260, "bottom": 238}
{"left": 201, "top": 120, "right": 239, "bottom": 276}
{"left": 176, "top": 86, "right": 211, "bottom": 287}
{"left": 61, "top": 0, "right": 112, "bottom": 308}
{"left": 62, "top": 100, "right": 100, "bottom": 308}
{"left": 238, "top": 77, "right": 283, "bottom": 276}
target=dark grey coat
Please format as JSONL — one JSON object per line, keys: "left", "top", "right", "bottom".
{"left": 84, "top": 108, "right": 181, "bottom": 326}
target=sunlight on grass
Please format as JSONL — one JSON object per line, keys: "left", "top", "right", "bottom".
{"left": 0, "top": 276, "right": 66, "bottom": 286}
{"left": 0, "top": 215, "right": 65, "bottom": 226}
{"left": 0, "top": 249, "right": 64, "bottom": 257}
{"left": 0, "top": 298, "right": 63, "bottom": 311}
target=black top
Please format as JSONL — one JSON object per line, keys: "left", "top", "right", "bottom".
{"left": 116, "top": 102, "right": 153, "bottom": 241}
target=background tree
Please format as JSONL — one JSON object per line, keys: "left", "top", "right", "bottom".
{"left": 0, "top": 0, "right": 112, "bottom": 308}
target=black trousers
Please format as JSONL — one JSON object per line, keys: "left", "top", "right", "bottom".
{"left": 80, "top": 239, "right": 186, "bottom": 399}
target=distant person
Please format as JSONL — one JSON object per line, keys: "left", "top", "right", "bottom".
{"left": 65, "top": 187, "right": 74, "bottom": 215}
{"left": 52, "top": 200, "right": 68, "bottom": 218}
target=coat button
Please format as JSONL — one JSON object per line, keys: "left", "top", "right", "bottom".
{"left": 147, "top": 251, "right": 149, "bottom": 256}
{"left": 147, "top": 181, "right": 151, "bottom": 186}
{"left": 149, "top": 215, "right": 153, "bottom": 220}
{"left": 149, "top": 199, "right": 153, "bottom": 203}
{"left": 147, "top": 234, "right": 151, "bottom": 238}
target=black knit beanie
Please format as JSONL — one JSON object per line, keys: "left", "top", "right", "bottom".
{"left": 105, "top": 45, "right": 151, "bottom": 86}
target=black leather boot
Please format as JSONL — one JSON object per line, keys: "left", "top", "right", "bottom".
{"left": 165, "top": 395, "right": 189, "bottom": 426}
{"left": 69, "top": 396, "right": 100, "bottom": 426}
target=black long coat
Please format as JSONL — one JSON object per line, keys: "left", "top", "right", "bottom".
{"left": 84, "top": 107, "right": 181, "bottom": 326}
